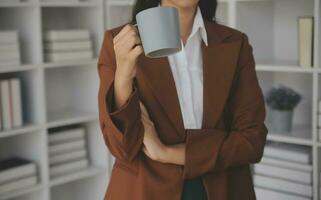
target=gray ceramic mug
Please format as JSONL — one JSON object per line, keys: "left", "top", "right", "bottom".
{"left": 135, "top": 6, "right": 182, "bottom": 58}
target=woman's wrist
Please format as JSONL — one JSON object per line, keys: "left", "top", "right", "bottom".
{"left": 113, "top": 73, "right": 134, "bottom": 110}
{"left": 162, "top": 144, "right": 186, "bottom": 165}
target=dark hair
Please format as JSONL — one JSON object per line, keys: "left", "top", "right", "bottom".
{"left": 130, "top": 0, "right": 217, "bottom": 24}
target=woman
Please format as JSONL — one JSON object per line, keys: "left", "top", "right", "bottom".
{"left": 97, "top": 0, "right": 268, "bottom": 199}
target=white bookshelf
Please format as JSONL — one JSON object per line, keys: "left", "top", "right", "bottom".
{"left": 0, "top": 0, "right": 109, "bottom": 200}
{"left": 0, "top": 0, "right": 320, "bottom": 200}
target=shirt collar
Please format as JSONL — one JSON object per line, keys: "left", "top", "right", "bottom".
{"left": 157, "top": 4, "right": 208, "bottom": 46}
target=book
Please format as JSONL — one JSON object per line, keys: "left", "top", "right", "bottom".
{"left": 298, "top": 16, "right": 314, "bottom": 67}
{"left": 48, "top": 127, "right": 85, "bottom": 144}
{"left": 49, "top": 158, "right": 89, "bottom": 179}
{"left": 49, "top": 148, "right": 87, "bottom": 166}
{"left": 0, "top": 31, "right": 18, "bottom": 44}
{"left": 253, "top": 162, "right": 312, "bottom": 184}
{"left": 0, "top": 79, "right": 11, "bottom": 130}
{"left": 254, "top": 187, "right": 310, "bottom": 200}
{"left": 0, "top": 78, "right": 23, "bottom": 130}
{"left": 0, "top": 175, "right": 37, "bottom": 195}
{"left": 44, "top": 50, "right": 93, "bottom": 62}
{"left": 49, "top": 138, "right": 86, "bottom": 156}
{"left": 0, "top": 157, "right": 36, "bottom": 185}
{"left": 260, "top": 156, "right": 312, "bottom": 172}
{"left": 44, "top": 30, "right": 90, "bottom": 42}
{"left": 253, "top": 174, "right": 312, "bottom": 197}
{"left": 10, "top": 78, "right": 23, "bottom": 128}
{"left": 263, "top": 142, "right": 311, "bottom": 164}
{"left": 44, "top": 40, "right": 92, "bottom": 52}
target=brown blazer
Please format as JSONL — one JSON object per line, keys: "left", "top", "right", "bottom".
{"left": 97, "top": 20, "right": 268, "bottom": 200}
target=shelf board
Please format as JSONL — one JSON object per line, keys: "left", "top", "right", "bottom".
{"left": 0, "top": 124, "right": 43, "bottom": 139}
{"left": 107, "top": 0, "right": 134, "bottom": 6}
{"left": 255, "top": 64, "right": 315, "bottom": 73}
{"left": 235, "top": 0, "right": 266, "bottom": 2}
{"left": 49, "top": 165, "right": 106, "bottom": 187}
{"left": 0, "top": 64, "right": 40, "bottom": 73}
{"left": 0, "top": 1, "right": 37, "bottom": 7}
{"left": 43, "top": 58, "right": 97, "bottom": 69}
{"left": 46, "top": 109, "right": 98, "bottom": 128}
{"left": 40, "top": 1, "right": 100, "bottom": 7}
{"left": 266, "top": 123, "right": 313, "bottom": 146}
{"left": 0, "top": 183, "right": 43, "bottom": 200}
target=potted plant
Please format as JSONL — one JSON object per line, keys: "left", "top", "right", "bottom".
{"left": 265, "top": 84, "right": 302, "bottom": 133}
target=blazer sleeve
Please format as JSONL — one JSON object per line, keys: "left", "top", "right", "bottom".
{"left": 97, "top": 30, "right": 144, "bottom": 163}
{"left": 182, "top": 33, "right": 268, "bottom": 180}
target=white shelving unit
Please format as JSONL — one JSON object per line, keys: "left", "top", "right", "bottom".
{"left": 1, "top": 0, "right": 320, "bottom": 199}
{"left": 0, "top": 0, "right": 109, "bottom": 200}
{"left": 105, "top": 0, "right": 321, "bottom": 200}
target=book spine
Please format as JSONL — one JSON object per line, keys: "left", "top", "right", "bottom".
{"left": 254, "top": 163, "right": 312, "bottom": 184}
{"left": 11, "top": 78, "right": 23, "bottom": 128}
{"left": 1, "top": 80, "right": 12, "bottom": 130}
{"left": 253, "top": 174, "right": 312, "bottom": 197}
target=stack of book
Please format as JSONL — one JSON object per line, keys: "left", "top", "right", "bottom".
{"left": 0, "top": 78, "right": 23, "bottom": 131}
{"left": 0, "top": 157, "right": 38, "bottom": 196}
{"left": 0, "top": 31, "right": 21, "bottom": 67}
{"left": 48, "top": 126, "right": 89, "bottom": 179}
{"left": 253, "top": 142, "right": 312, "bottom": 200}
{"left": 43, "top": 29, "right": 93, "bottom": 62}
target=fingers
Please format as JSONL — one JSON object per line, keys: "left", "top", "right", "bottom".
{"left": 113, "top": 24, "right": 139, "bottom": 46}
{"left": 139, "top": 101, "right": 148, "bottom": 115}
{"left": 113, "top": 24, "right": 135, "bottom": 44}
{"left": 143, "top": 146, "right": 152, "bottom": 159}
{"left": 117, "top": 31, "right": 141, "bottom": 50}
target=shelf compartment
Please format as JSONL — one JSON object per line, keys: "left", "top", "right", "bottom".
{"left": 0, "top": 7, "right": 42, "bottom": 65}
{"left": 41, "top": 6, "right": 104, "bottom": 61}
{"left": 259, "top": 71, "right": 313, "bottom": 123}
{"left": 0, "top": 70, "right": 45, "bottom": 127}
{"left": 236, "top": 0, "right": 315, "bottom": 67}
{"left": 44, "top": 66, "right": 99, "bottom": 128}
{"left": 0, "top": 131, "right": 47, "bottom": 188}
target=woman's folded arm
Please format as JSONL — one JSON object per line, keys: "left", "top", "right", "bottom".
{"left": 168, "top": 33, "right": 268, "bottom": 180}
{"left": 97, "top": 30, "right": 144, "bottom": 163}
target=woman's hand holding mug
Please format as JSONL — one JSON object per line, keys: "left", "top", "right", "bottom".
{"left": 113, "top": 24, "right": 143, "bottom": 84}
{"left": 112, "top": 24, "right": 143, "bottom": 111}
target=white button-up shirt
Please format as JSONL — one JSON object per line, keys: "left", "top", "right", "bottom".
{"left": 167, "top": 5, "right": 208, "bottom": 129}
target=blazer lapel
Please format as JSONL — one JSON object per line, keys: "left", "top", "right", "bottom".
{"left": 137, "top": 21, "right": 243, "bottom": 138}
{"left": 137, "top": 53, "right": 185, "bottom": 137}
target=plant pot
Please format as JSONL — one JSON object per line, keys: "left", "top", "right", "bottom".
{"left": 268, "top": 109, "right": 293, "bottom": 133}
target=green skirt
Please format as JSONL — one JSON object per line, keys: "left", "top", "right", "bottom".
{"left": 181, "top": 176, "right": 208, "bottom": 200}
